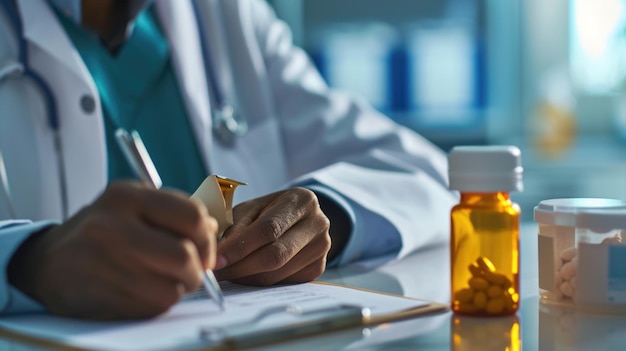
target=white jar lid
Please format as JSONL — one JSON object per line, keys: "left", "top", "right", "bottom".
{"left": 534, "top": 198, "right": 626, "bottom": 227}
{"left": 448, "top": 145, "right": 523, "bottom": 192}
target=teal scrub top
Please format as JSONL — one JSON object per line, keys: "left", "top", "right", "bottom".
{"left": 56, "top": 7, "right": 208, "bottom": 194}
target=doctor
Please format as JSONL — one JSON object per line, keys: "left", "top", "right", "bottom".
{"left": 0, "top": 0, "right": 456, "bottom": 320}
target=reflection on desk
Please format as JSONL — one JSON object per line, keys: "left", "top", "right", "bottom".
{"left": 539, "top": 300, "right": 626, "bottom": 350}
{"left": 451, "top": 314, "right": 520, "bottom": 351}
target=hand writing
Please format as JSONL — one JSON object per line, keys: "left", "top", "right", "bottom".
{"left": 8, "top": 181, "right": 218, "bottom": 320}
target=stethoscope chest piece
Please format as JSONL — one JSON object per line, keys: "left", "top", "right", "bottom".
{"left": 212, "top": 104, "right": 248, "bottom": 146}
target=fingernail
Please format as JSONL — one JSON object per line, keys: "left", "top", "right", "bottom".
{"left": 215, "top": 255, "right": 227, "bottom": 270}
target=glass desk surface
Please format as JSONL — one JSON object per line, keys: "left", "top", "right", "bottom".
{"left": 3, "top": 223, "right": 625, "bottom": 351}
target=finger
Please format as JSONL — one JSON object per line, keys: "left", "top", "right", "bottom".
{"left": 87, "top": 216, "right": 204, "bottom": 293}
{"left": 224, "top": 190, "right": 285, "bottom": 231}
{"left": 100, "top": 182, "right": 219, "bottom": 268}
{"left": 278, "top": 259, "right": 328, "bottom": 284}
{"left": 54, "top": 250, "right": 184, "bottom": 320}
{"left": 216, "top": 223, "right": 330, "bottom": 284}
{"left": 123, "top": 229, "right": 205, "bottom": 293}
{"left": 218, "top": 191, "right": 313, "bottom": 267}
{"left": 91, "top": 240, "right": 188, "bottom": 320}
{"left": 139, "top": 189, "right": 217, "bottom": 263}
{"left": 226, "top": 247, "right": 328, "bottom": 286}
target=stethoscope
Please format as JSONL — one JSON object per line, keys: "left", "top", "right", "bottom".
{"left": 0, "top": 0, "right": 248, "bottom": 219}
{"left": 0, "top": 0, "right": 69, "bottom": 219}
{"left": 190, "top": 0, "right": 248, "bottom": 146}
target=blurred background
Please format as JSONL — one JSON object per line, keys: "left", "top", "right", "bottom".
{"left": 267, "top": 0, "right": 626, "bottom": 221}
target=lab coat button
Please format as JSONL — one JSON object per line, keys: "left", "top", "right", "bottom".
{"left": 80, "top": 95, "right": 96, "bottom": 114}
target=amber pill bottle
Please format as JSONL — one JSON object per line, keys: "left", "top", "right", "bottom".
{"left": 448, "top": 146, "right": 523, "bottom": 316}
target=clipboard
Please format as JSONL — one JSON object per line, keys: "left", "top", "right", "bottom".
{"left": 0, "top": 281, "right": 449, "bottom": 351}
{"left": 196, "top": 283, "right": 448, "bottom": 350}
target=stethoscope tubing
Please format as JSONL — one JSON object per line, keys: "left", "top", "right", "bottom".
{"left": 1, "top": 0, "right": 60, "bottom": 130}
{"left": 0, "top": 0, "right": 68, "bottom": 219}
{"left": 191, "top": 0, "right": 248, "bottom": 145}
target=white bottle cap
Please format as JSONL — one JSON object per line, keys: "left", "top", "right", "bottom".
{"left": 534, "top": 198, "right": 626, "bottom": 227}
{"left": 448, "top": 145, "right": 523, "bottom": 192}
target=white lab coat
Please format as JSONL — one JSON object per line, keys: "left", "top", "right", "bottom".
{"left": 0, "top": 0, "right": 456, "bottom": 264}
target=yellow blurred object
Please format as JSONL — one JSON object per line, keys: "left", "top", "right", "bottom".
{"left": 532, "top": 101, "right": 577, "bottom": 159}
{"left": 531, "top": 67, "right": 577, "bottom": 159}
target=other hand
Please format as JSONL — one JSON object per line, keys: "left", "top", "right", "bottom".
{"left": 8, "top": 181, "right": 218, "bottom": 320}
{"left": 215, "top": 188, "right": 331, "bottom": 285}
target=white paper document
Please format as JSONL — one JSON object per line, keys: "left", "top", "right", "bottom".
{"left": 0, "top": 282, "right": 430, "bottom": 351}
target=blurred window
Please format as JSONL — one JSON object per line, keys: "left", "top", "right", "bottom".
{"left": 570, "top": 0, "right": 626, "bottom": 94}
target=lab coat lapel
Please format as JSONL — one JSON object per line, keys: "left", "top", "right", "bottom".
{"left": 154, "top": 0, "right": 213, "bottom": 174}
{"left": 18, "top": 0, "right": 91, "bottom": 82}
{"left": 17, "top": 0, "right": 107, "bottom": 218}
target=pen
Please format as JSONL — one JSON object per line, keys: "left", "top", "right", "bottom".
{"left": 114, "top": 128, "right": 226, "bottom": 311}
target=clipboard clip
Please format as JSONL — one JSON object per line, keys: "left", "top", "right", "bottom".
{"left": 198, "top": 304, "right": 370, "bottom": 348}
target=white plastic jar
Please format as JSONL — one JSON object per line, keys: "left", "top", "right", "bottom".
{"left": 534, "top": 198, "right": 626, "bottom": 313}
